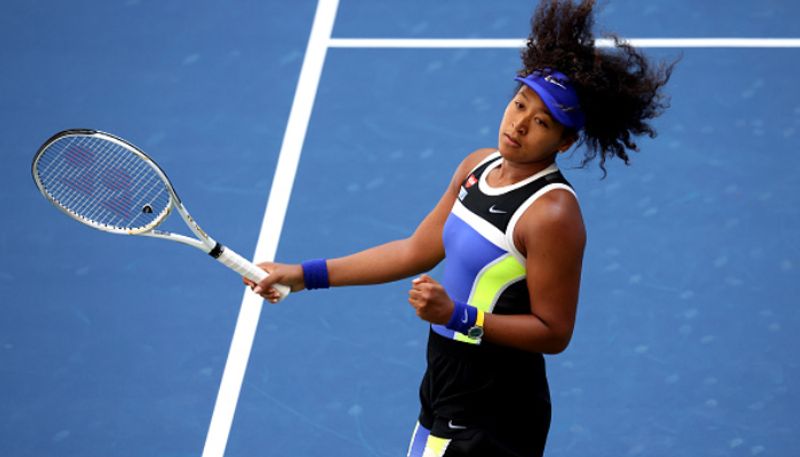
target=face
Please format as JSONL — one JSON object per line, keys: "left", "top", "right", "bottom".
{"left": 497, "top": 85, "right": 576, "bottom": 166}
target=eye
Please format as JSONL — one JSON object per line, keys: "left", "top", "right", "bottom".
{"left": 514, "top": 100, "right": 525, "bottom": 109}
{"left": 535, "top": 117, "right": 549, "bottom": 128}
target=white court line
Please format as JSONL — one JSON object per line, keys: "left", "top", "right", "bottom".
{"left": 203, "top": 4, "right": 800, "bottom": 454}
{"left": 200, "top": 0, "right": 339, "bottom": 456}
{"left": 329, "top": 37, "right": 800, "bottom": 48}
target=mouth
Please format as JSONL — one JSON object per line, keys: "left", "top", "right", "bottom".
{"left": 503, "top": 133, "right": 521, "bottom": 148}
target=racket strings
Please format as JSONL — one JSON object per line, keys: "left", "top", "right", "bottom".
{"left": 35, "top": 135, "right": 171, "bottom": 231}
{"left": 42, "top": 137, "right": 139, "bottom": 220}
{"left": 75, "top": 137, "right": 170, "bottom": 227}
{"left": 64, "top": 147, "right": 168, "bottom": 228}
{"left": 49, "top": 139, "right": 140, "bottom": 218}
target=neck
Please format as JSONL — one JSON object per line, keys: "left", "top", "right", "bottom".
{"left": 491, "top": 157, "right": 555, "bottom": 187}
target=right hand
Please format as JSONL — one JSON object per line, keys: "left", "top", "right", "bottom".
{"left": 243, "top": 262, "right": 306, "bottom": 303}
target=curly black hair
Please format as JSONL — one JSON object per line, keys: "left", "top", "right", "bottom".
{"left": 520, "top": 0, "right": 677, "bottom": 174}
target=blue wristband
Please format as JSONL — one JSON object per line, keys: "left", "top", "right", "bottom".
{"left": 301, "top": 258, "right": 330, "bottom": 290}
{"left": 445, "top": 301, "right": 478, "bottom": 335}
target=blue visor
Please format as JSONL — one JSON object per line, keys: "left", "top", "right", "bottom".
{"left": 514, "top": 69, "right": 585, "bottom": 130}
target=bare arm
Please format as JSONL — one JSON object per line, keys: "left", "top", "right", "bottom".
{"left": 251, "top": 149, "right": 496, "bottom": 300}
{"left": 483, "top": 189, "right": 586, "bottom": 354}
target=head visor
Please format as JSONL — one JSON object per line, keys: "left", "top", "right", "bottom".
{"left": 514, "top": 69, "right": 585, "bottom": 130}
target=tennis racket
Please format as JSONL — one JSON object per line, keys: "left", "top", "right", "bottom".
{"left": 32, "top": 128, "right": 290, "bottom": 301}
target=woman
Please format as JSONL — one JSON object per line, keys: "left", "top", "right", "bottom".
{"left": 248, "top": 1, "right": 674, "bottom": 455}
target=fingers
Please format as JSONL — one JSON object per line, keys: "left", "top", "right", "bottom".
{"left": 410, "top": 275, "right": 439, "bottom": 297}
{"left": 412, "top": 274, "right": 434, "bottom": 286}
{"left": 246, "top": 262, "right": 303, "bottom": 304}
{"left": 409, "top": 275, "right": 454, "bottom": 325}
{"left": 262, "top": 287, "right": 284, "bottom": 304}
{"left": 253, "top": 262, "right": 284, "bottom": 298}
{"left": 408, "top": 276, "right": 437, "bottom": 314}
{"left": 407, "top": 290, "right": 426, "bottom": 319}
{"left": 241, "top": 262, "right": 282, "bottom": 304}
{"left": 253, "top": 276, "right": 276, "bottom": 295}
{"left": 254, "top": 280, "right": 284, "bottom": 305}
{"left": 251, "top": 284, "right": 283, "bottom": 304}
{"left": 407, "top": 287, "right": 423, "bottom": 306}
{"left": 251, "top": 262, "right": 279, "bottom": 294}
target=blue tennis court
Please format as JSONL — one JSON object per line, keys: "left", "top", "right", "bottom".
{"left": 2, "top": 1, "right": 799, "bottom": 456}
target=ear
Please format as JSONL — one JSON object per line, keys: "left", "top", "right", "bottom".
{"left": 558, "top": 131, "right": 578, "bottom": 153}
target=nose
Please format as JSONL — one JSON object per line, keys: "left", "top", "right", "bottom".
{"left": 512, "top": 118, "right": 528, "bottom": 135}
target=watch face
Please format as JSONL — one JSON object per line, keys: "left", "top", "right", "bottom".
{"left": 467, "top": 326, "right": 484, "bottom": 339}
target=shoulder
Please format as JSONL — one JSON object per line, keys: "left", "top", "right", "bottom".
{"left": 461, "top": 147, "right": 497, "bottom": 169}
{"left": 445, "top": 148, "right": 497, "bottom": 193}
{"left": 526, "top": 188, "right": 584, "bottom": 237}
{"left": 452, "top": 148, "right": 496, "bottom": 183}
{"left": 515, "top": 187, "right": 586, "bottom": 257}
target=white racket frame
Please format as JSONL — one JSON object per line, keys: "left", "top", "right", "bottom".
{"left": 32, "top": 129, "right": 290, "bottom": 300}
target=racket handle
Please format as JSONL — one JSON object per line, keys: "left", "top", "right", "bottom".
{"left": 214, "top": 245, "right": 291, "bottom": 301}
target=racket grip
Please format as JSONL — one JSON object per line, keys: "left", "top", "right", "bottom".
{"left": 214, "top": 246, "right": 291, "bottom": 301}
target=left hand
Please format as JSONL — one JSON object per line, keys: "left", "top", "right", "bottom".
{"left": 408, "top": 274, "right": 455, "bottom": 325}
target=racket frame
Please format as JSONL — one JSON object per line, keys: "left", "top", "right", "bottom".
{"left": 32, "top": 129, "right": 289, "bottom": 299}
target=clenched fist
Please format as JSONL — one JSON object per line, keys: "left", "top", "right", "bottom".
{"left": 408, "top": 274, "right": 455, "bottom": 325}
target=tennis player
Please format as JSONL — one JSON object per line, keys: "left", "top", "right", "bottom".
{"left": 249, "top": 1, "right": 674, "bottom": 455}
